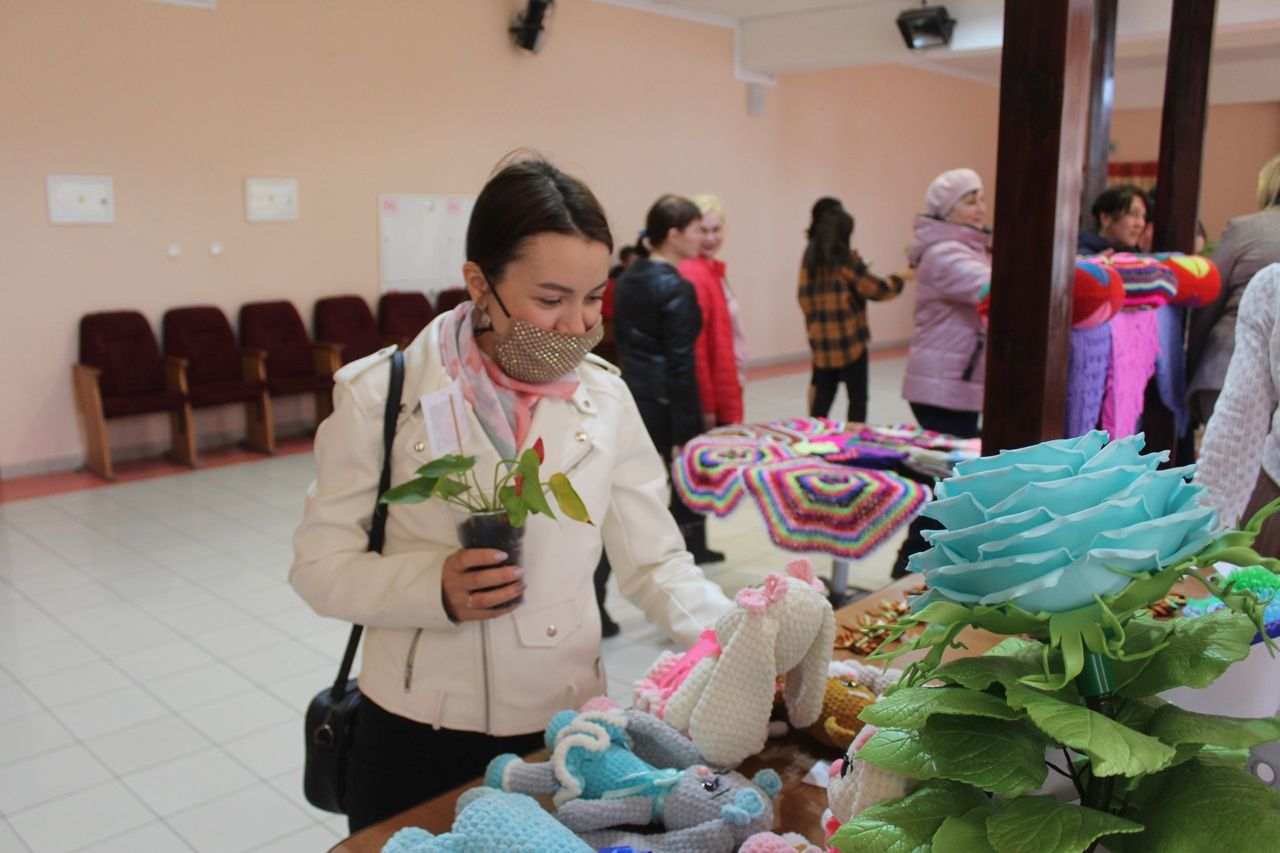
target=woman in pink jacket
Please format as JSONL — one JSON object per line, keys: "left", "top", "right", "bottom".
{"left": 901, "top": 168, "right": 991, "bottom": 439}
{"left": 892, "top": 169, "right": 990, "bottom": 579}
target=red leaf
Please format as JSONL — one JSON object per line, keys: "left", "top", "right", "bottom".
{"left": 515, "top": 475, "right": 524, "bottom": 497}
{"left": 533, "top": 437, "right": 545, "bottom": 464}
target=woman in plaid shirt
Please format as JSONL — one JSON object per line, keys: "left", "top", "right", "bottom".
{"left": 798, "top": 204, "right": 905, "bottom": 421}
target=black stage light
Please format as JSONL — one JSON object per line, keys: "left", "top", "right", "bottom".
{"left": 896, "top": 4, "right": 956, "bottom": 50}
{"left": 510, "top": 0, "right": 554, "bottom": 54}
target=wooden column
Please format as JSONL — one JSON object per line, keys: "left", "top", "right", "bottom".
{"left": 1143, "top": 0, "right": 1217, "bottom": 460}
{"left": 982, "top": 0, "right": 1094, "bottom": 454}
{"left": 1081, "top": 0, "right": 1118, "bottom": 227}
{"left": 1153, "top": 0, "right": 1216, "bottom": 253}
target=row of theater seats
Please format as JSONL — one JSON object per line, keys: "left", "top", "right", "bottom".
{"left": 72, "top": 289, "right": 470, "bottom": 480}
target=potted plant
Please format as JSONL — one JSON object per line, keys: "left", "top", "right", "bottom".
{"left": 380, "top": 437, "right": 592, "bottom": 605}
{"left": 830, "top": 432, "right": 1280, "bottom": 853}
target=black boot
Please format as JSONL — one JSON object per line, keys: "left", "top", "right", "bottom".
{"left": 682, "top": 520, "right": 726, "bottom": 565}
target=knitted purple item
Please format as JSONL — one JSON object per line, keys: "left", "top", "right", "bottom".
{"left": 1154, "top": 304, "right": 1190, "bottom": 435}
{"left": 1102, "top": 309, "right": 1161, "bottom": 439}
{"left": 1065, "top": 323, "right": 1112, "bottom": 437}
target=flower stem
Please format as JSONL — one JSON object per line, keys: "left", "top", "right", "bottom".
{"left": 1077, "top": 649, "right": 1117, "bottom": 852}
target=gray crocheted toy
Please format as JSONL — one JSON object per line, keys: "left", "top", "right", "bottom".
{"left": 485, "top": 707, "right": 781, "bottom": 853}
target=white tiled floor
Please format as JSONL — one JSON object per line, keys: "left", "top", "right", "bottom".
{"left": 0, "top": 356, "right": 911, "bottom": 852}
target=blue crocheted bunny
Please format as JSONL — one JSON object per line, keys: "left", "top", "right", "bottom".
{"left": 486, "top": 708, "right": 782, "bottom": 853}
{"left": 381, "top": 787, "right": 592, "bottom": 853}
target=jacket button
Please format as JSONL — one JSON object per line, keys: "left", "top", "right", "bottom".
{"left": 546, "top": 625, "right": 558, "bottom": 637}
{"left": 574, "top": 432, "right": 587, "bottom": 443}
{"left": 413, "top": 441, "right": 425, "bottom": 452}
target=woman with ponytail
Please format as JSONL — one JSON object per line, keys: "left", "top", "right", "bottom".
{"left": 615, "top": 194, "right": 723, "bottom": 564}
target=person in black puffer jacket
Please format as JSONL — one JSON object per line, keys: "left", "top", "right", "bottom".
{"left": 615, "top": 194, "right": 722, "bottom": 564}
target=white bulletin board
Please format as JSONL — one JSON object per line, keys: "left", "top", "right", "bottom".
{"left": 378, "top": 194, "right": 476, "bottom": 295}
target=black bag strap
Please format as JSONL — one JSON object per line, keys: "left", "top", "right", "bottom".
{"left": 328, "top": 349, "right": 405, "bottom": 701}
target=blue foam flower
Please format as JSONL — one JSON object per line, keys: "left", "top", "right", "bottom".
{"left": 908, "top": 432, "right": 1218, "bottom": 613}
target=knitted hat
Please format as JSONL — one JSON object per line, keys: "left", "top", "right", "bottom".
{"left": 1158, "top": 253, "right": 1222, "bottom": 307}
{"left": 1072, "top": 258, "right": 1125, "bottom": 328}
{"left": 925, "top": 168, "right": 983, "bottom": 217}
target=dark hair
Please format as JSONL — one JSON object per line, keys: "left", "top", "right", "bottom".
{"left": 1090, "top": 184, "right": 1149, "bottom": 230}
{"left": 807, "top": 196, "right": 843, "bottom": 238}
{"left": 639, "top": 194, "right": 701, "bottom": 252}
{"left": 619, "top": 245, "right": 639, "bottom": 263}
{"left": 466, "top": 156, "right": 613, "bottom": 284}
{"left": 803, "top": 206, "right": 855, "bottom": 280}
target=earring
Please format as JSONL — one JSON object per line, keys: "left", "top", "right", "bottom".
{"left": 477, "top": 307, "right": 492, "bottom": 329}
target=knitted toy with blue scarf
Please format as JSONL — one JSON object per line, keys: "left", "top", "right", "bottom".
{"left": 486, "top": 708, "right": 781, "bottom": 853}
{"left": 380, "top": 787, "right": 592, "bottom": 853}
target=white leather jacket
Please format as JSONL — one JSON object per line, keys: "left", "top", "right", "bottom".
{"left": 290, "top": 315, "right": 732, "bottom": 735}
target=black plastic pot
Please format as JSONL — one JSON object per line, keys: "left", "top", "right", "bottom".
{"left": 457, "top": 511, "right": 525, "bottom": 607}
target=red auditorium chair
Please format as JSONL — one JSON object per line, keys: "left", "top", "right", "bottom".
{"left": 432, "top": 288, "right": 470, "bottom": 314}
{"left": 314, "top": 295, "right": 390, "bottom": 365}
{"left": 73, "top": 310, "right": 197, "bottom": 480}
{"left": 378, "top": 291, "right": 436, "bottom": 349}
{"left": 239, "top": 300, "right": 338, "bottom": 426}
{"left": 163, "top": 306, "right": 275, "bottom": 454}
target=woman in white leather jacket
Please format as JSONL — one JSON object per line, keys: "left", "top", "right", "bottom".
{"left": 290, "top": 158, "right": 733, "bottom": 831}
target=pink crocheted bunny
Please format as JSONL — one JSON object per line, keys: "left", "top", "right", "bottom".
{"left": 654, "top": 558, "right": 835, "bottom": 767}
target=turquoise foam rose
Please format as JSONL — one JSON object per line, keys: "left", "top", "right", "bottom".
{"left": 907, "top": 431, "right": 1218, "bottom": 613}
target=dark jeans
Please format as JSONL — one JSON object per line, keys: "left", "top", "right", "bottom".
{"left": 633, "top": 397, "right": 706, "bottom": 545}
{"left": 809, "top": 353, "right": 870, "bottom": 422}
{"left": 345, "top": 696, "right": 544, "bottom": 833}
{"left": 890, "top": 402, "right": 982, "bottom": 577}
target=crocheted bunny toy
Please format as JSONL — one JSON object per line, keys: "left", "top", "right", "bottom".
{"left": 381, "top": 787, "right": 592, "bottom": 853}
{"left": 661, "top": 558, "right": 836, "bottom": 767}
{"left": 486, "top": 707, "right": 781, "bottom": 853}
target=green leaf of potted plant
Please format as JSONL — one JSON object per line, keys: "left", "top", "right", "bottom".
{"left": 380, "top": 438, "right": 592, "bottom": 607}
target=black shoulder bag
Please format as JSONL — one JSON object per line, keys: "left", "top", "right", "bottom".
{"left": 303, "top": 349, "right": 404, "bottom": 814}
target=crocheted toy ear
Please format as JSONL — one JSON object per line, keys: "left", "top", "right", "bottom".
{"left": 752, "top": 768, "right": 782, "bottom": 799}
{"left": 781, "top": 597, "right": 836, "bottom": 728}
{"left": 723, "top": 788, "right": 766, "bottom": 824}
{"left": 687, "top": 610, "right": 781, "bottom": 766}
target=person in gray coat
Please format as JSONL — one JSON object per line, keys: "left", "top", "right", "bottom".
{"left": 1187, "top": 152, "right": 1280, "bottom": 426}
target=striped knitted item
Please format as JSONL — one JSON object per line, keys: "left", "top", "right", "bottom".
{"left": 1155, "top": 252, "right": 1222, "bottom": 307}
{"left": 741, "top": 459, "right": 930, "bottom": 559}
{"left": 672, "top": 437, "right": 797, "bottom": 517}
{"left": 1107, "top": 253, "right": 1178, "bottom": 308}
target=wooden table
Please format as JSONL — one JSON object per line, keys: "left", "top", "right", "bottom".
{"left": 330, "top": 575, "right": 999, "bottom": 852}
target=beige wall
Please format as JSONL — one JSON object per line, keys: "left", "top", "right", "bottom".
{"left": 1110, "top": 101, "right": 1280, "bottom": 238}
{"left": 0, "top": 0, "right": 993, "bottom": 475}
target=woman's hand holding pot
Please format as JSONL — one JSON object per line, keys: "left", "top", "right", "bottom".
{"left": 441, "top": 548, "right": 525, "bottom": 622}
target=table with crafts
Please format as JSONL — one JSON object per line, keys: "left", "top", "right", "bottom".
{"left": 670, "top": 418, "right": 979, "bottom": 599}
{"left": 329, "top": 574, "right": 1001, "bottom": 853}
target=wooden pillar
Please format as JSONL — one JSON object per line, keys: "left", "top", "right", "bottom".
{"left": 1143, "top": 0, "right": 1217, "bottom": 460}
{"left": 982, "top": 0, "right": 1094, "bottom": 454}
{"left": 1081, "top": 0, "right": 1118, "bottom": 227}
{"left": 1153, "top": 0, "right": 1216, "bottom": 253}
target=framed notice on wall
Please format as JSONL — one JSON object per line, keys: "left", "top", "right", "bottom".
{"left": 378, "top": 194, "right": 476, "bottom": 295}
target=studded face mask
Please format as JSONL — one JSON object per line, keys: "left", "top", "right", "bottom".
{"left": 479, "top": 285, "right": 603, "bottom": 384}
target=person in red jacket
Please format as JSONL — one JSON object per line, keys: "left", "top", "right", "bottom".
{"left": 679, "top": 195, "right": 745, "bottom": 429}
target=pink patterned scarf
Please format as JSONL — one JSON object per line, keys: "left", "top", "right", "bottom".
{"left": 438, "top": 301, "right": 579, "bottom": 459}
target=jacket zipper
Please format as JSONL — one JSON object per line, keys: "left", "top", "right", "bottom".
{"left": 404, "top": 627, "right": 423, "bottom": 691}
{"left": 563, "top": 440, "right": 595, "bottom": 476}
{"left": 481, "top": 619, "right": 492, "bottom": 732}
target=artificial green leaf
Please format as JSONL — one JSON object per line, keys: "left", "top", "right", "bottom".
{"left": 414, "top": 454, "right": 476, "bottom": 478}
{"left": 859, "top": 686, "right": 1023, "bottom": 730}
{"left": 985, "top": 796, "right": 1142, "bottom": 853}
{"left": 547, "top": 472, "right": 592, "bottom": 524}
{"left": 858, "top": 715, "right": 1048, "bottom": 798}
{"left": 380, "top": 477, "right": 437, "bottom": 504}
{"left": 829, "top": 781, "right": 989, "bottom": 853}
{"left": 1112, "top": 696, "right": 1166, "bottom": 730}
{"left": 498, "top": 485, "right": 527, "bottom": 528}
{"left": 931, "top": 807, "right": 996, "bottom": 852}
{"left": 1004, "top": 683, "right": 1175, "bottom": 778}
{"left": 931, "top": 642, "right": 1058, "bottom": 693}
{"left": 1143, "top": 704, "right": 1280, "bottom": 751}
{"left": 1113, "top": 609, "right": 1255, "bottom": 698}
{"left": 516, "top": 449, "right": 555, "bottom": 518}
{"left": 1113, "top": 756, "right": 1280, "bottom": 852}
{"left": 1198, "top": 744, "right": 1252, "bottom": 769}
